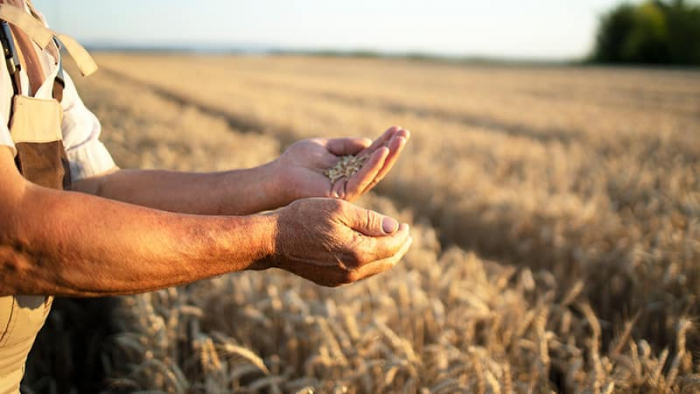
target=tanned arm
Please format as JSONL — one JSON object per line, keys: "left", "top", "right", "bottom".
{"left": 0, "top": 148, "right": 275, "bottom": 296}
{"left": 72, "top": 163, "right": 286, "bottom": 216}
{"left": 0, "top": 148, "right": 412, "bottom": 297}
{"left": 72, "top": 128, "right": 411, "bottom": 216}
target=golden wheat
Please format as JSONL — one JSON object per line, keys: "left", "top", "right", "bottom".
{"left": 21, "top": 54, "right": 700, "bottom": 393}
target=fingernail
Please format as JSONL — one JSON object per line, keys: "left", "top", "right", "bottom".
{"left": 382, "top": 217, "right": 399, "bottom": 234}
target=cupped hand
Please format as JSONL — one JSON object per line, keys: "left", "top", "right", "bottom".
{"left": 275, "top": 126, "right": 410, "bottom": 202}
{"left": 267, "top": 198, "right": 412, "bottom": 287}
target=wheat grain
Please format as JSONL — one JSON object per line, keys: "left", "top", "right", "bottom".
{"left": 324, "top": 154, "right": 369, "bottom": 184}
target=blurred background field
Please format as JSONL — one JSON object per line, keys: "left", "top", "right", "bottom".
{"left": 21, "top": 53, "right": 700, "bottom": 393}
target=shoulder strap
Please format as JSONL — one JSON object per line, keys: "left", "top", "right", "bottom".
{"left": 53, "top": 34, "right": 97, "bottom": 77}
{"left": 24, "top": 0, "right": 58, "bottom": 61}
{"left": 52, "top": 37, "right": 64, "bottom": 102}
{"left": 0, "top": 25, "right": 66, "bottom": 107}
{"left": 0, "top": 4, "right": 51, "bottom": 48}
{"left": 0, "top": 3, "right": 97, "bottom": 77}
{"left": 0, "top": 20, "right": 21, "bottom": 96}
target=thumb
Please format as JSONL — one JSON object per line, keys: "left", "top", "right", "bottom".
{"left": 346, "top": 206, "right": 399, "bottom": 237}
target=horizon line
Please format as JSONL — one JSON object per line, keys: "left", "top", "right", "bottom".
{"left": 82, "top": 40, "right": 582, "bottom": 64}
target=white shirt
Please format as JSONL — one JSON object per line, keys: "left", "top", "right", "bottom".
{"left": 0, "top": 5, "right": 116, "bottom": 180}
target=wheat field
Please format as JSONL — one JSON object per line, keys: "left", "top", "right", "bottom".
{"left": 23, "top": 54, "right": 700, "bottom": 393}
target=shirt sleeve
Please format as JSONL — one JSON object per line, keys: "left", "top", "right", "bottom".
{"left": 60, "top": 72, "right": 117, "bottom": 180}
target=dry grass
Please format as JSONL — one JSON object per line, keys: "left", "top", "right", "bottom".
{"left": 23, "top": 54, "right": 700, "bottom": 393}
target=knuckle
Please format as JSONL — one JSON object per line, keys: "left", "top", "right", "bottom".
{"left": 291, "top": 198, "right": 309, "bottom": 213}
{"left": 348, "top": 249, "right": 366, "bottom": 267}
{"left": 326, "top": 198, "right": 346, "bottom": 215}
{"left": 365, "top": 209, "right": 375, "bottom": 228}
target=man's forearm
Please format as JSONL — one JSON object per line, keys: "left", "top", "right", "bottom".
{"left": 0, "top": 181, "right": 276, "bottom": 297}
{"left": 73, "top": 161, "right": 289, "bottom": 215}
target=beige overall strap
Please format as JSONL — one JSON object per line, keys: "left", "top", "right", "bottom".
{"left": 24, "top": 0, "right": 57, "bottom": 61}
{"left": 52, "top": 33, "right": 98, "bottom": 76}
{"left": 24, "top": 0, "right": 97, "bottom": 76}
{"left": 0, "top": 3, "right": 98, "bottom": 77}
{"left": 0, "top": 3, "right": 52, "bottom": 48}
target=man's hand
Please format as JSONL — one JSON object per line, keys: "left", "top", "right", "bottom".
{"left": 261, "top": 198, "right": 412, "bottom": 287}
{"left": 72, "top": 126, "right": 409, "bottom": 216}
{"left": 275, "top": 126, "right": 410, "bottom": 202}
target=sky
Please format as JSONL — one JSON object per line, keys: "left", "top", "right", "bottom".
{"left": 33, "top": 0, "right": 631, "bottom": 61}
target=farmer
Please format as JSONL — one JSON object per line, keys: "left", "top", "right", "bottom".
{"left": 0, "top": 0, "right": 412, "bottom": 392}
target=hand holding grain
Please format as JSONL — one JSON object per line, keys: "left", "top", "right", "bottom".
{"left": 267, "top": 198, "right": 412, "bottom": 287}
{"left": 328, "top": 126, "right": 410, "bottom": 200}
{"left": 275, "top": 126, "right": 410, "bottom": 203}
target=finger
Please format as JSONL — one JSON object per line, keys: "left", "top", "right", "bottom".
{"left": 355, "top": 236, "right": 413, "bottom": 280}
{"left": 362, "top": 133, "right": 409, "bottom": 193}
{"left": 343, "top": 204, "right": 402, "bottom": 237}
{"left": 379, "top": 133, "right": 408, "bottom": 179}
{"left": 360, "top": 223, "right": 410, "bottom": 261}
{"left": 280, "top": 259, "right": 352, "bottom": 288}
{"left": 344, "top": 147, "right": 389, "bottom": 200}
{"left": 395, "top": 127, "right": 410, "bottom": 139}
{"left": 331, "top": 176, "right": 347, "bottom": 199}
{"left": 284, "top": 233, "right": 412, "bottom": 287}
{"left": 326, "top": 137, "right": 372, "bottom": 156}
{"left": 358, "top": 126, "right": 401, "bottom": 157}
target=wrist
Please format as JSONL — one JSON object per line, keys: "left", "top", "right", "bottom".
{"left": 214, "top": 161, "right": 290, "bottom": 215}
{"left": 243, "top": 211, "right": 280, "bottom": 270}
{"left": 264, "top": 159, "right": 295, "bottom": 206}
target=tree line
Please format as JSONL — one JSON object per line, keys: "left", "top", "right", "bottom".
{"left": 593, "top": 0, "right": 700, "bottom": 65}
